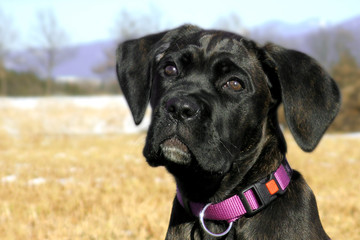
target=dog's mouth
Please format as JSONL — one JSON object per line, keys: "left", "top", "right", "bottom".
{"left": 160, "top": 137, "right": 192, "bottom": 165}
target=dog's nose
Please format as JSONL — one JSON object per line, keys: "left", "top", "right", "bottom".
{"left": 166, "top": 97, "right": 200, "bottom": 121}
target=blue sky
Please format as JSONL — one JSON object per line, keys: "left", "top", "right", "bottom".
{"left": 2, "top": 0, "right": 360, "bottom": 48}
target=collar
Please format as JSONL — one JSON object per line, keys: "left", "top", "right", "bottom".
{"left": 176, "top": 157, "right": 293, "bottom": 225}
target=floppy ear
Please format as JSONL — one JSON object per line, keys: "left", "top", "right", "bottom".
{"left": 116, "top": 31, "right": 168, "bottom": 125}
{"left": 116, "top": 25, "right": 201, "bottom": 125}
{"left": 262, "top": 43, "right": 341, "bottom": 152}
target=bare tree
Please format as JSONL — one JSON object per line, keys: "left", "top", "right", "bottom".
{"left": 0, "top": 9, "right": 17, "bottom": 96}
{"left": 307, "top": 26, "right": 355, "bottom": 71}
{"left": 213, "top": 13, "right": 249, "bottom": 36}
{"left": 306, "top": 27, "right": 334, "bottom": 70}
{"left": 94, "top": 8, "right": 162, "bottom": 87}
{"left": 93, "top": 46, "right": 116, "bottom": 84}
{"left": 333, "top": 27, "right": 354, "bottom": 61}
{"left": 31, "top": 9, "right": 70, "bottom": 95}
{"left": 113, "top": 6, "right": 162, "bottom": 41}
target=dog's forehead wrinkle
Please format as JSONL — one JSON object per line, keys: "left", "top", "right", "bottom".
{"left": 199, "top": 34, "right": 212, "bottom": 47}
{"left": 154, "top": 43, "right": 171, "bottom": 62}
{"left": 199, "top": 33, "right": 245, "bottom": 55}
{"left": 212, "top": 38, "right": 236, "bottom": 52}
{"left": 155, "top": 33, "right": 250, "bottom": 68}
{"left": 155, "top": 53, "right": 165, "bottom": 62}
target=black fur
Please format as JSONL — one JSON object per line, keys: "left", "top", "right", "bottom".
{"left": 116, "top": 25, "right": 340, "bottom": 239}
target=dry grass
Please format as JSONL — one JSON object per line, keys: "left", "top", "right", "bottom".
{"left": 0, "top": 98, "right": 359, "bottom": 239}
{"left": 286, "top": 133, "right": 360, "bottom": 239}
{"left": 0, "top": 133, "right": 174, "bottom": 240}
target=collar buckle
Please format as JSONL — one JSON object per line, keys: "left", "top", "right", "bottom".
{"left": 239, "top": 158, "right": 293, "bottom": 217}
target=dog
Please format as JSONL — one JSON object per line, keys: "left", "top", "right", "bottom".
{"left": 116, "top": 25, "right": 340, "bottom": 239}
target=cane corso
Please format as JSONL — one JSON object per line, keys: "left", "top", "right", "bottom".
{"left": 116, "top": 25, "right": 340, "bottom": 239}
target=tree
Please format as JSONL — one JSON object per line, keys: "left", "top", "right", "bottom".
{"left": 332, "top": 50, "right": 359, "bottom": 88}
{"left": 213, "top": 13, "right": 249, "bottom": 36}
{"left": 306, "top": 27, "right": 333, "bottom": 70}
{"left": 30, "top": 9, "right": 70, "bottom": 95}
{"left": 306, "top": 27, "right": 353, "bottom": 71}
{"left": 94, "top": 8, "right": 162, "bottom": 87}
{"left": 330, "top": 51, "right": 360, "bottom": 132}
{"left": 0, "top": 9, "right": 17, "bottom": 96}
{"left": 92, "top": 46, "right": 117, "bottom": 86}
{"left": 113, "top": 6, "right": 162, "bottom": 41}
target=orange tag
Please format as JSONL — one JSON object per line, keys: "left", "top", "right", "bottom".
{"left": 266, "top": 180, "right": 279, "bottom": 195}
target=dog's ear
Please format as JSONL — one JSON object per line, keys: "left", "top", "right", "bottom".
{"left": 262, "top": 43, "right": 341, "bottom": 152}
{"left": 116, "top": 25, "right": 201, "bottom": 125}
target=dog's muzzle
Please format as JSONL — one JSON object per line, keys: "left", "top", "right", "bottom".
{"left": 160, "top": 137, "right": 192, "bottom": 164}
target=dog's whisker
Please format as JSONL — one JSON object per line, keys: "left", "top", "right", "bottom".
{"left": 220, "top": 138, "right": 240, "bottom": 150}
{"left": 219, "top": 139, "right": 234, "bottom": 157}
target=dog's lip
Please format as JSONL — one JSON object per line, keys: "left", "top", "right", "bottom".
{"left": 159, "top": 136, "right": 192, "bottom": 164}
{"left": 161, "top": 137, "right": 189, "bottom": 153}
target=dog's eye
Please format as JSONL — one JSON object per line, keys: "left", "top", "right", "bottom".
{"left": 223, "top": 79, "right": 244, "bottom": 91}
{"left": 164, "top": 64, "right": 178, "bottom": 76}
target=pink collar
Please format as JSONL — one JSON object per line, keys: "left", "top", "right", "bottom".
{"left": 176, "top": 158, "right": 293, "bottom": 237}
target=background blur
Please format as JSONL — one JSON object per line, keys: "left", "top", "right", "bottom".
{"left": 1, "top": 0, "right": 360, "bottom": 131}
{"left": 0, "top": 1, "right": 360, "bottom": 239}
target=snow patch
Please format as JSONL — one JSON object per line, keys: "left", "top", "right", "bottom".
{"left": 1, "top": 96, "right": 359, "bottom": 137}
{"left": 28, "top": 177, "right": 47, "bottom": 186}
{"left": 1, "top": 175, "right": 17, "bottom": 183}
{"left": 326, "top": 132, "right": 360, "bottom": 139}
{"left": 0, "top": 96, "right": 150, "bottom": 135}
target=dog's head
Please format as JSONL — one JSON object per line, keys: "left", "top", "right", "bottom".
{"left": 116, "top": 25, "right": 340, "bottom": 200}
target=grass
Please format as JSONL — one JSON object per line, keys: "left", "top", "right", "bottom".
{"left": 0, "top": 99, "right": 359, "bottom": 239}
{"left": 0, "top": 133, "right": 174, "bottom": 240}
{"left": 286, "top": 134, "right": 360, "bottom": 239}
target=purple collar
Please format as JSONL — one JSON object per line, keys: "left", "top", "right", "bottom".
{"left": 176, "top": 158, "right": 293, "bottom": 237}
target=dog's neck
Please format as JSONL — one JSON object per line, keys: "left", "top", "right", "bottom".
{"left": 175, "top": 132, "right": 285, "bottom": 204}
{"left": 176, "top": 157, "right": 292, "bottom": 222}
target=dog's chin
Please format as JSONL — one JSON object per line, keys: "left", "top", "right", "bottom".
{"left": 159, "top": 137, "right": 192, "bottom": 165}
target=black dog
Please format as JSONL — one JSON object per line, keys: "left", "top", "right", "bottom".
{"left": 116, "top": 25, "right": 340, "bottom": 239}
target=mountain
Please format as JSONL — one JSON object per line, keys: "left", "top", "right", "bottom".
{"left": 5, "top": 15, "right": 360, "bottom": 80}
{"left": 54, "top": 40, "right": 117, "bottom": 80}
{"left": 338, "top": 15, "right": 360, "bottom": 31}
{"left": 251, "top": 18, "right": 324, "bottom": 39}
{"left": 249, "top": 16, "right": 360, "bottom": 68}
{"left": 6, "top": 40, "right": 117, "bottom": 81}
{"left": 337, "top": 15, "right": 360, "bottom": 57}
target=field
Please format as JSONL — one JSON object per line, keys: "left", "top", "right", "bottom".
{"left": 0, "top": 97, "right": 359, "bottom": 239}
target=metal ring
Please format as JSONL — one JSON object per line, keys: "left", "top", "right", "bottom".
{"left": 199, "top": 203, "right": 233, "bottom": 238}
